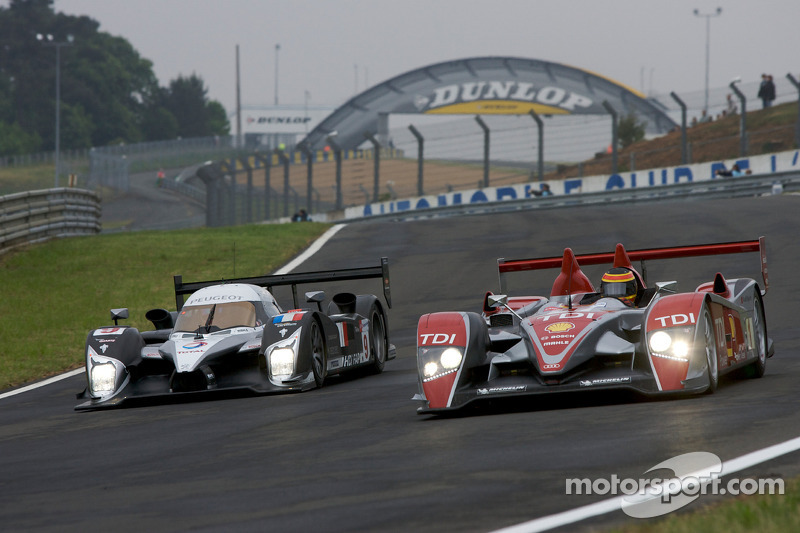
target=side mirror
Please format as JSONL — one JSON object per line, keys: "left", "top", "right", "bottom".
{"left": 655, "top": 281, "right": 677, "bottom": 294}
{"left": 487, "top": 294, "right": 509, "bottom": 309}
{"left": 110, "top": 308, "right": 129, "bottom": 326}
{"left": 483, "top": 293, "right": 522, "bottom": 320}
{"left": 305, "top": 291, "right": 325, "bottom": 312}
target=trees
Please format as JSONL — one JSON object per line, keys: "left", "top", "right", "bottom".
{"left": 0, "top": 0, "right": 229, "bottom": 157}
{"left": 618, "top": 113, "right": 647, "bottom": 149}
{"left": 164, "top": 74, "right": 230, "bottom": 138}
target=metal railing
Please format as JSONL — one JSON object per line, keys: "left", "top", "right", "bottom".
{"left": 0, "top": 188, "right": 101, "bottom": 255}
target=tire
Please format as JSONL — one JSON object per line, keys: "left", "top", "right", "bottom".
{"left": 743, "top": 292, "right": 767, "bottom": 379}
{"left": 309, "top": 319, "right": 327, "bottom": 388}
{"left": 369, "top": 307, "right": 388, "bottom": 374}
{"left": 701, "top": 308, "right": 719, "bottom": 393}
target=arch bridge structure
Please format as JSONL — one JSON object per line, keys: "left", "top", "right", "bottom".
{"left": 300, "top": 56, "right": 677, "bottom": 151}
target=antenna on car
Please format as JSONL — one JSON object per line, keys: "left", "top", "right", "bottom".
{"left": 567, "top": 260, "right": 574, "bottom": 310}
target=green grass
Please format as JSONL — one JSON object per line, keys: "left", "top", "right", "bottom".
{"left": 0, "top": 222, "right": 329, "bottom": 389}
{"left": 0, "top": 164, "right": 61, "bottom": 195}
{"left": 611, "top": 476, "right": 799, "bottom": 533}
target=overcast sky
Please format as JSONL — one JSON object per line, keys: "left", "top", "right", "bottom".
{"left": 37, "top": 0, "right": 800, "bottom": 114}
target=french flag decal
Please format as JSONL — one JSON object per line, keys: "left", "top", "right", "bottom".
{"left": 272, "top": 311, "right": 306, "bottom": 323}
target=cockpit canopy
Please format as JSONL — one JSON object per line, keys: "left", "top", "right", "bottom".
{"left": 174, "top": 301, "right": 257, "bottom": 333}
{"left": 174, "top": 283, "right": 281, "bottom": 333}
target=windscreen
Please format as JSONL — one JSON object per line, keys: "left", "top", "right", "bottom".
{"left": 174, "top": 301, "right": 257, "bottom": 333}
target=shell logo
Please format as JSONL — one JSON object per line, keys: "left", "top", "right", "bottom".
{"left": 545, "top": 322, "right": 575, "bottom": 333}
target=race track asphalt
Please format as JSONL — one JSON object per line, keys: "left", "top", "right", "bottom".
{"left": 2, "top": 194, "right": 800, "bottom": 532}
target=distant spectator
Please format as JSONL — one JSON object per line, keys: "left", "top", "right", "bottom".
{"left": 528, "top": 183, "right": 553, "bottom": 197}
{"left": 698, "top": 109, "right": 712, "bottom": 123}
{"left": 758, "top": 74, "right": 776, "bottom": 109}
{"left": 716, "top": 163, "right": 744, "bottom": 177}
{"left": 291, "top": 209, "right": 310, "bottom": 222}
{"left": 156, "top": 168, "right": 165, "bottom": 187}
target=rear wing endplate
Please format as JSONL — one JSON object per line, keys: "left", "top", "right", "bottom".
{"left": 498, "top": 237, "right": 768, "bottom": 296}
{"left": 174, "top": 257, "right": 391, "bottom": 310}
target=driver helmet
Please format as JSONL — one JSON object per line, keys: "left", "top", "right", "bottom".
{"left": 600, "top": 267, "right": 638, "bottom": 305}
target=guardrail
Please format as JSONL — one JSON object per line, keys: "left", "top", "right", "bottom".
{"left": 343, "top": 170, "right": 800, "bottom": 222}
{"left": 0, "top": 188, "right": 101, "bottom": 255}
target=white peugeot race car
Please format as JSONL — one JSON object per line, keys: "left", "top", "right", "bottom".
{"left": 76, "top": 258, "right": 394, "bottom": 410}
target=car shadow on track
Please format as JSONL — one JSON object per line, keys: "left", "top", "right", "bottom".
{"left": 416, "top": 371, "right": 758, "bottom": 420}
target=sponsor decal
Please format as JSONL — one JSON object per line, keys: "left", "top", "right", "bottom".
{"left": 332, "top": 349, "right": 369, "bottom": 370}
{"left": 476, "top": 385, "right": 527, "bottom": 395}
{"left": 99, "top": 344, "right": 109, "bottom": 354}
{"left": 94, "top": 338, "right": 117, "bottom": 343}
{"left": 419, "top": 333, "right": 458, "bottom": 345}
{"left": 342, "top": 351, "right": 369, "bottom": 367}
{"left": 94, "top": 327, "right": 125, "bottom": 336}
{"left": 579, "top": 377, "right": 632, "bottom": 387}
{"left": 541, "top": 334, "right": 576, "bottom": 340}
{"left": 182, "top": 341, "right": 208, "bottom": 350}
{"left": 545, "top": 322, "right": 575, "bottom": 333}
{"left": 186, "top": 295, "right": 243, "bottom": 305}
{"left": 247, "top": 115, "right": 312, "bottom": 125}
{"left": 535, "top": 312, "right": 599, "bottom": 322}
{"left": 421, "top": 82, "right": 593, "bottom": 114}
{"left": 543, "top": 340, "right": 570, "bottom": 346}
{"left": 542, "top": 363, "right": 561, "bottom": 370}
{"left": 653, "top": 313, "right": 696, "bottom": 328}
{"left": 279, "top": 328, "right": 288, "bottom": 337}
{"left": 141, "top": 347, "right": 161, "bottom": 359}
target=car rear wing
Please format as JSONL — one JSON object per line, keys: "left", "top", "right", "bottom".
{"left": 173, "top": 257, "right": 391, "bottom": 310}
{"left": 497, "top": 237, "right": 768, "bottom": 295}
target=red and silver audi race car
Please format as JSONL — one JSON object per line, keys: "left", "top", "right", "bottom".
{"left": 413, "top": 239, "right": 772, "bottom": 414}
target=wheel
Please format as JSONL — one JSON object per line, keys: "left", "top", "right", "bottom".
{"left": 369, "top": 308, "right": 388, "bottom": 374}
{"left": 743, "top": 292, "right": 767, "bottom": 378}
{"left": 701, "top": 309, "right": 719, "bottom": 393}
{"left": 309, "top": 320, "right": 327, "bottom": 388}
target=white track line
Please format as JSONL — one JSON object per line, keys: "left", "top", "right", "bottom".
{"left": 492, "top": 435, "right": 800, "bottom": 533}
{"left": 0, "top": 223, "right": 348, "bottom": 401}
{"left": 274, "top": 223, "right": 347, "bottom": 274}
{"left": 0, "top": 368, "right": 84, "bottom": 400}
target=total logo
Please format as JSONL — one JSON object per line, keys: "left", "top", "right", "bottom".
{"left": 182, "top": 341, "right": 208, "bottom": 350}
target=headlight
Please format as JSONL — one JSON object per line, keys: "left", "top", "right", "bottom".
{"left": 648, "top": 330, "right": 690, "bottom": 361}
{"left": 672, "top": 341, "right": 690, "bottom": 358}
{"left": 418, "top": 347, "right": 463, "bottom": 381}
{"left": 649, "top": 331, "right": 672, "bottom": 352}
{"left": 270, "top": 347, "right": 295, "bottom": 377}
{"left": 440, "top": 347, "right": 463, "bottom": 369}
{"left": 423, "top": 361, "right": 439, "bottom": 378}
{"left": 90, "top": 362, "right": 117, "bottom": 393}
